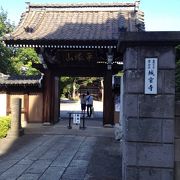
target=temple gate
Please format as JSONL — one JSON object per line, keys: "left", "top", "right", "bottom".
{"left": 3, "top": 1, "right": 180, "bottom": 179}
{"left": 3, "top": 2, "right": 144, "bottom": 125}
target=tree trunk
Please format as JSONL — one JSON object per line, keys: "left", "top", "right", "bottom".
{"left": 72, "top": 78, "right": 76, "bottom": 99}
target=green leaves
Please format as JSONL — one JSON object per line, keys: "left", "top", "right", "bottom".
{"left": 0, "top": 7, "right": 40, "bottom": 76}
{"left": 0, "top": 42, "right": 14, "bottom": 74}
{"left": 60, "top": 77, "right": 102, "bottom": 100}
{"left": 11, "top": 48, "right": 40, "bottom": 75}
{"left": 0, "top": 7, "right": 14, "bottom": 37}
{"left": 0, "top": 116, "right": 11, "bottom": 138}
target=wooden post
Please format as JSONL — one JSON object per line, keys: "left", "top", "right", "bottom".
{"left": 24, "top": 94, "right": 29, "bottom": 123}
{"left": 103, "top": 71, "right": 114, "bottom": 125}
{"left": 103, "top": 52, "right": 114, "bottom": 125}
{"left": 43, "top": 70, "right": 59, "bottom": 124}
{"left": 52, "top": 76, "right": 60, "bottom": 123}
{"left": 43, "top": 70, "right": 53, "bottom": 124}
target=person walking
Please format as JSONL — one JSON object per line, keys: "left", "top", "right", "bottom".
{"left": 86, "top": 91, "right": 93, "bottom": 118}
{"left": 80, "top": 94, "right": 86, "bottom": 113}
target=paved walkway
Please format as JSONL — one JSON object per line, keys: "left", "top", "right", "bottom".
{"left": 0, "top": 120, "right": 122, "bottom": 180}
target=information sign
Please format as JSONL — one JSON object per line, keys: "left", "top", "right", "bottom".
{"left": 145, "top": 58, "right": 158, "bottom": 94}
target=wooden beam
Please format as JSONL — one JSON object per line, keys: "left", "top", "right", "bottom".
{"left": 24, "top": 94, "right": 29, "bottom": 123}
{"left": 103, "top": 70, "right": 114, "bottom": 125}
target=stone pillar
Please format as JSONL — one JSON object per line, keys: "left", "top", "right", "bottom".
{"left": 8, "top": 98, "right": 24, "bottom": 137}
{"left": 175, "top": 101, "right": 180, "bottom": 179}
{"left": 122, "top": 46, "right": 175, "bottom": 180}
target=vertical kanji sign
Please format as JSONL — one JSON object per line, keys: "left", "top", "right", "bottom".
{"left": 145, "top": 58, "right": 158, "bottom": 94}
{"left": 73, "top": 114, "right": 81, "bottom": 124}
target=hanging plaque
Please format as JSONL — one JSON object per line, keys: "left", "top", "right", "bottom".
{"left": 145, "top": 58, "right": 158, "bottom": 94}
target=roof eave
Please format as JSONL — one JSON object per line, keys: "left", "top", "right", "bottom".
{"left": 4, "top": 39, "right": 118, "bottom": 49}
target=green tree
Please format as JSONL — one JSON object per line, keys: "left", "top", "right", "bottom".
{"left": 0, "top": 8, "right": 40, "bottom": 75}
{"left": 0, "top": 8, "right": 15, "bottom": 74}
{"left": 0, "top": 8, "right": 14, "bottom": 36}
{"left": 60, "top": 77, "right": 79, "bottom": 99}
{"left": 60, "top": 76, "right": 102, "bottom": 100}
{"left": 11, "top": 48, "right": 40, "bottom": 75}
{"left": 0, "top": 42, "right": 14, "bottom": 73}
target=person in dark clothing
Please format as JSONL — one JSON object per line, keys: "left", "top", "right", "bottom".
{"left": 86, "top": 91, "right": 93, "bottom": 117}
{"left": 80, "top": 94, "right": 86, "bottom": 113}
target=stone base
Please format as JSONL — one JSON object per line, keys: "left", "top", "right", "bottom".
{"left": 7, "top": 128, "right": 24, "bottom": 138}
{"left": 104, "top": 124, "right": 114, "bottom": 128}
{"left": 124, "top": 166, "right": 173, "bottom": 180}
{"left": 43, "top": 122, "right": 51, "bottom": 126}
{"left": 114, "top": 123, "right": 122, "bottom": 141}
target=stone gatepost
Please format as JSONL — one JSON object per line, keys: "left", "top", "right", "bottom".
{"left": 118, "top": 32, "right": 180, "bottom": 180}
{"left": 175, "top": 101, "right": 180, "bottom": 179}
{"left": 8, "top": 98, "right": 24, "bottom": 137}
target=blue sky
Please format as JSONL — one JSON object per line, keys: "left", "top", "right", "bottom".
{"left": 0, "top": 0, "right": 180, "bottom": 31}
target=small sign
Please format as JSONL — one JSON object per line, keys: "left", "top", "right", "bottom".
{"left": 73, "top": 114, "right": 81, "bottom": 124}
{"left": 145, "top": 58, "right": 158, "bottom": 94}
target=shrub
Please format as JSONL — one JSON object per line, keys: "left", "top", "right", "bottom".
{"left": 0, "top": 116, "right": 11, "bottom": 138}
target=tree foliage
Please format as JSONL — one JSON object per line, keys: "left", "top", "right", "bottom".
{"left": 0, "top": 8, "right": 40, "bottom": 75}
{"left": 60, "top": 77, "right": 102, "bottom": 100}
{"left": 0, "top": 42, "right": 14, "bottom": 73}
{"left": 60, "top": 77, "right": 81, "bottom": 99}
{"left": 0, "top": 8, "right": 15, "bottom": 74}
{"left": 0, "top": 116, "right": 11, "bottom": 139}
{"left": 0, "top": 8, "right": 14, "bottom": 37}
{"left": 11, "top": 48, "right": 40, "bottom": 75}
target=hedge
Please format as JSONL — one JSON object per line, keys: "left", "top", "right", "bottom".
{"left": 0, "top": 116, "right": 11, "bottom": 138}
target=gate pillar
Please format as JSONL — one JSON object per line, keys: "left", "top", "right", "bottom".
{"left": 43, "top": 70, "right": 59, "bottom": 124}
{"left": 103, "top": 70, "right": 113, "bottom": 125}
{"left": 118, "top": 32, "right": 180, "bottom": 180}
{"left": 103, "top": 53, "right": 114, "bottom": 125}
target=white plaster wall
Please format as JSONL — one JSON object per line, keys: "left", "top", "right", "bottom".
{"left": 0, "top": 93, "right": 7, "bottom": 116}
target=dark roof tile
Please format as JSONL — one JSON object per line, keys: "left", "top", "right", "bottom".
{"left": 0, "top": 73, "right": 43, "bottom": 87}
{"left": 4, "top": 2, "right": 145, "bottom": 43}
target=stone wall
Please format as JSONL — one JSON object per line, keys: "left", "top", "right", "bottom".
{"left": 122, "top": 46, "right": 175, "bottom": 180}
{"left": 175, "top": 101, "right": 180, "bottom": 179}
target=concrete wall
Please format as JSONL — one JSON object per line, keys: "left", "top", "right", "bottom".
{"left": 0, "top": 93, "right": 7, "bottom": 116}
{"left": 122, "top": 46, "right": 175, "bottom": 180}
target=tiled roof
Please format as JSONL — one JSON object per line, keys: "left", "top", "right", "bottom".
{"left": 0, "top": 73, "right": 43, "bottom": 87}
{"left": 4, "top": 2, "right": 144, "bottom": 45}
